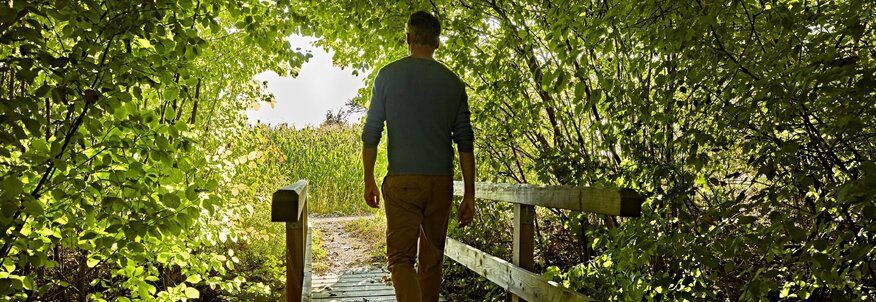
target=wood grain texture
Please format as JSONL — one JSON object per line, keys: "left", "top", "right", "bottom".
{"left": 444, "top": 238, "right": 594, "bottom": 302}
{"left": 512, "top": 204, "right": 535, "bottom": 302}
{"left": 309, "top": 268, "right": 446, "bottom": 302}
{"left": 453, "top": 181, "right": 643, "bottom": 216}
{"left": 302, "top": 225, "right": 312, "bottom": 302}
{"left": 286, "top": 205, "right": 307, "bottom": 302}
{"left": 272, "top": 180, "right": 309, "bottom": 223}
{"left": 273, "top": 180, "right": 309, "bottom": 302}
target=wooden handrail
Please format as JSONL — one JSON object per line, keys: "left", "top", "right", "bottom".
{"left": 271, "top": 180, "right": 311, "bottom": 302}
{"left": 272, "top": 180, "right": 308, "bottom": 223}
{"left": 452, "top": 181, "right": 644, "bottom": 217}
{"left": 448, "top": 181, "right": 644, "bottom": 302}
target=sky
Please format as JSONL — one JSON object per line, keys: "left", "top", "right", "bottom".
{"left": 245, "top": 35, "right": 367, "bottom": 128}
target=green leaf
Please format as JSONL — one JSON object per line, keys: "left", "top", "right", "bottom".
{"left": 80, "top": 232, "right": 98, "bottom": 241}
{"left": 0, "top": 177, "right": 24, "bottom": 198}
{"left": 164, "top": 107, "right": 177, "bottom": 121}
{"left": 22, "top": 276, "right": 35, "bottom": 291}
{"left": 812, "top": 239, "right": 827, "bottom": 251}
{"left": 185, "top": 274, "right": 202, "bottom": 284}
{"left": 573, "top": 84, "right": 588, "bottom": 106}
{"left": 164, "top": 86, "right": 179, "bottom": 101}
{"left": 184, "top": 287, "right": 200, "bottom": 299}
{"left": 542, "top": 266, "right": 561, "bottom": 281}
{"left": 30, "top": 138, "right": 49, "bottom": 155}
{"left": 162, "top": 193, "right": 181, "bottom": 209}
{"left": 34, "top": 85, "right": 52, "bottom": 97}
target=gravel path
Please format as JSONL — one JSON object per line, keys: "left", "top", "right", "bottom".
{"left": 311, "top": 215, "right": 385, "bottom": 276}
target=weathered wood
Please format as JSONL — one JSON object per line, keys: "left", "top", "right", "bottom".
{"left": 444, "top": 238, "right": 594, "bottom": 302}
{"left": 312, "top": 289, "right": 396, "bottom": 299}
{"left": 312, "top": 284, "right": 392, "bottom": 293}
{"left": 286, "top": 201, "right": 307, "bottom": 302}
{"left": 302, "top": 226, "right": 312, "bottom": 301}
{"left": 272, "top": 180, "right": 308, "bottom": 222}
{"left": 273, "top": 180, "right": 309, "bottom": 302}
{"left": 311, "top": 296, "right": 397, "bottom": 302}
{"left": 512, "top": 204, "right": 535, "bottom": 302}
{"left": 452, "top": 181, "right": 643, "bottom": 217}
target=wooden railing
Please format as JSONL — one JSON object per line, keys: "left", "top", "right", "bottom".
{"left": 445, "top": 181, "right": 645, "bottom": 302}
{"left": 269, "top": 179, "right": 642, "bottom": 302}
{"left": 271, "top": 180, "right": 312, "bottom": 302}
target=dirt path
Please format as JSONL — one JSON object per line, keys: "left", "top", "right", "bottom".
{"left": 311, "top": 215, "right": 385, "bottom": 276}
{"left": 310, "top": 215, "right": 372, "bottom": 224}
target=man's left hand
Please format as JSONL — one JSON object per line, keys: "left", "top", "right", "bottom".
{"left": 458, "top": 194, "right": 475, "bottom": 226}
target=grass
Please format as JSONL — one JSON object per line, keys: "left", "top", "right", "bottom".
{"left": 266, "top": 123, "right": 389, "bottom": 216}
{"left": 342, "top": 213, "right": 387, "bottom": 263}
{"left": 311, "top": 228, "right": 329, "bottom": 275}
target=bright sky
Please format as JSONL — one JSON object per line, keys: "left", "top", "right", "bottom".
{"left": 245, "top": 35, "right": 367, "bottom": 127}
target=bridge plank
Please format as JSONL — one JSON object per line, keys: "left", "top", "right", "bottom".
{"left": 313, "top": 284, "right": 394, "bottom": 293}
{"left": 311, "top": 296, "right": 396, "bottom": 302}
{"left": 453, "top": 181, "right": 643, "bottom": 216}
{"left": 309, "top": 268, "right": 445, "bottom": 302}
{"left": 312, "top": 288, "right": 396, "bottom": 299}
{"left": 444, "top": 237, "right": 595, "bottom": 302}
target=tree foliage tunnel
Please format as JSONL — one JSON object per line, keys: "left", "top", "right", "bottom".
{"left": 0, "top": 0, "right": 874, "bottom": 301}
{"left": 299, "top": 0, "right": 875, "bottom": 300}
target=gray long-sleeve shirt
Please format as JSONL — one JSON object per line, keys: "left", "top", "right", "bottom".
{"left": 362, "top": 56, "right": 474, "bottom": 176}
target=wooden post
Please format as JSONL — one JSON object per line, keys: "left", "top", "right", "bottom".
{"left": 272, "top": 180, "right": 309, "bottom": 302}
{"left": 286, "top": 202, "right": 307, "bottom": 302}
{"left": 512, "top": 204, "right": 535, "bottom": 302}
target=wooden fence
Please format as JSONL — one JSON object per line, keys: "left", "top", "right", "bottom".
{"left": 445, "top": 181, "right": 644, "bottom": 302}
{"left": 270, "top": 179, "right": 644, "bottom": 302}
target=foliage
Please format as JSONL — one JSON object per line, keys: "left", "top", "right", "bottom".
{"left": 296, "top": 0, "right": 876, "bottom": 300}
{"left": 215, "top": 122, "right": 387, "bottom": 300}
{"left": 0, "top": 0, "right": 308, "bottom": 300}
{"left": 2, "top": 0, "right": 874, "bottom": 300}
{"left": 442, "top": 198, "right": 511, "bottom": 301}
{"left": 263, "top": 123, "right": 387, "bottom": 215}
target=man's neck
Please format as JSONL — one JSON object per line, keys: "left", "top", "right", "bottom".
{"left": 408, "top": 44, "right": 435, "bottom": 60}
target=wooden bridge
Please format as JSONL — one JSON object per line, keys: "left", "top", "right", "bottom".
{"left": 272, "top": 180, "right": 643, "bottom": 302}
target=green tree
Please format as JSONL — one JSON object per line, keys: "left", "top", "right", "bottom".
{"left": 0, "top": 0, "right": 309, "bottom": 300}
{"left": 295, "top": 0, "right": 876, "bottom": 300}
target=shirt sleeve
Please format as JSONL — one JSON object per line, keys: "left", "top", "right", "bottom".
{"left": 361, "top": 72, "right": 386, "bottom": 148}
{"left": 452, "top": 89, "right": 474, "bottom": 152}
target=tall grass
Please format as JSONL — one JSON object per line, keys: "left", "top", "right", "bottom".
{"left": 223, "top": 122, "right": 387, "bottom": 300}
{"left": 267, "top": 123, "right": 388, "bottom": 215}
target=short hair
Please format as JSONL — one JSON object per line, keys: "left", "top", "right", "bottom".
{"left": 406, "top": 11, "right": 441, "bottom": 48}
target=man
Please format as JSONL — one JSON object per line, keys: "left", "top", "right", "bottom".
{"left": 361, "top": 10, "right": 476, "bottom": 302}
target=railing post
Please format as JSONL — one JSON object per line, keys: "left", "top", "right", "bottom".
{"left": 271, "top": 180, "right": 309, "bottom": 302}
{"left": 512, "top": 204, "right": 535, "bottom": 302}
{"left": 286, "top": 202, "right": 307, "bottom": 302}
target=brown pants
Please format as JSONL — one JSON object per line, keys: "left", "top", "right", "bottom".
{"left": 382, "top": 175, "right": 453, "bottom": 302}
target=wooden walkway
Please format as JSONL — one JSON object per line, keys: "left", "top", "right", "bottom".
{"left": 310, "top": 268, "right": 446, "bottom": 302}
{"left": 274, "top": 180, "right": 643, "bottom": 302}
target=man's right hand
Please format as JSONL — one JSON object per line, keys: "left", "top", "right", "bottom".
{"left": 364, "top": 179, "right": 380, "bottom": 209}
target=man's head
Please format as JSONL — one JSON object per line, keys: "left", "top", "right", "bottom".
{"left": 406, "top": 11, "right": 441, "bottom": 50}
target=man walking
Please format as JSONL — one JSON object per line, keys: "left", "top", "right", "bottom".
{"left": 361, "top": 11, "right": 476, "bottom": 302}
